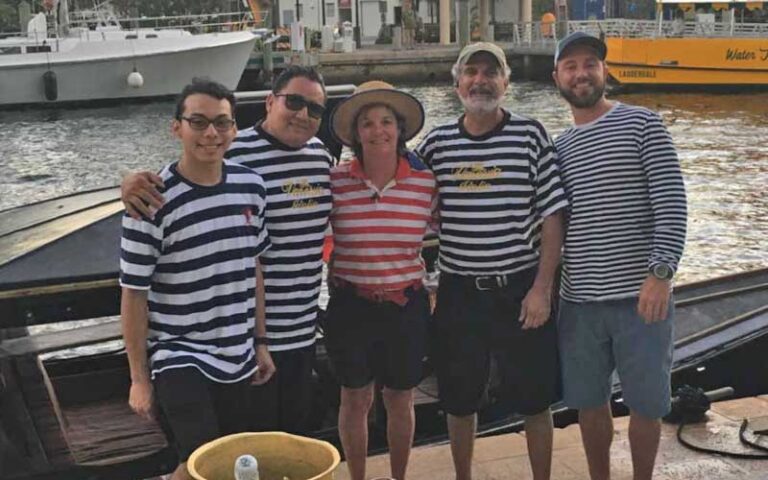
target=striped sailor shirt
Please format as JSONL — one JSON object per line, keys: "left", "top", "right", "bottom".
{"left": 225, "top": 124, "right": 332, "bottom": 351}
{"left": 119, "top": 161, "right": 270, "bottom": 383}
{"left": 415, "top": 109, "right": 568, "bottom": 276}
{"left": 555, "top": 102, "right": 687, "bottom": 303}
{"left": 329, "top": 154, "right": 437, "bottom": 296}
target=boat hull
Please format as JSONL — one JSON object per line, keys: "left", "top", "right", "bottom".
{"left": 606, "top": 37, "right": 768, "bottom": 86}
{"left": 0, "top": 32, "right": 257, "bottom": 106}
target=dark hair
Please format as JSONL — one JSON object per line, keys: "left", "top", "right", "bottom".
{"left": 272, "top": 65, "right": 327, "bottom": 99}
{"left": 350, "top": 103, "right": 408, "bottom": 162}
{"left": 174, "top": 78, "right": 236, "bottom": 119}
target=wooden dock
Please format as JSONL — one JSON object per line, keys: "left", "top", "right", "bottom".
{"left": 336, "top": 395, "right": 768, "bottom": 480}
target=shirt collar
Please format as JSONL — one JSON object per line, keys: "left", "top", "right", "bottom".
{"left": 349, "top": 155, "right": 412, "bottom": 181}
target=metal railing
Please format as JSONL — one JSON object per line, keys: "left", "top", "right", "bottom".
{"left": 502, "top": 18, "right": 768, "bottom": 48}
{"left": 0, "top": 10, "right": 271, "bottom": 54}
{"left": 67, "top": 11, "right": 269, "bottom": 34}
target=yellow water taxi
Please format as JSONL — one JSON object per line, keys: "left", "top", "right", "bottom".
{"left": 601, "top": 0, "right": 768, "bottom": 87}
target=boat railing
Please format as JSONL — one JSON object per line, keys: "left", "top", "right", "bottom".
{"left": 506, "top": 18, "right": 768, "bottom": 48}
{"left": 67, "top": 10, "right": 269, "bottom": 36}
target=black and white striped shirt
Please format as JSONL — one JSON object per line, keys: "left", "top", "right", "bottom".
{"left": 226, "top": 124, "right": 332, "bottom": 351}
{"left": 416, "top": 110, "right": 568, "bottom": 275}
{"left": 555, "top": 102, "right": 687, "bottom": 303}
{"left": 120, "top": 161, "right": 270, "bottom": 382}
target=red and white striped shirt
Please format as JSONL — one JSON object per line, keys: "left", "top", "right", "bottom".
{"left": 330, "top": 154, "right": 437, "bottom": 295}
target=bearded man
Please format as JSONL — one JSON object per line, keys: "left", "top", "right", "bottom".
{"left": 552, "top": 33, "right": 687, "bottom": 480}
{"left": 416, "top": 42, "right": 568, "bottom": 480}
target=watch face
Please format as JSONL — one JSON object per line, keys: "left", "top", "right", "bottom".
{"left": 653, "top": 264, "right": 672, "bottom": 280}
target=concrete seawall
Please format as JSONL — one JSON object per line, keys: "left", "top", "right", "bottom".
{"left": 243, "top": 42, "right": 557, "bottom": 88}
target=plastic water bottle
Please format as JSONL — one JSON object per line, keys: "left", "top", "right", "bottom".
{"left": 234, "top": 454, "right": 259, "bottom": 480}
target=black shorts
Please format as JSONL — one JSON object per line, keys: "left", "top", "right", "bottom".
{"left": 153, "top": 367, "right": 252, "bottom": 462}
{"left": 250, "top": 344, "right": 315, "bottom": 434}
{"left": 432, "top": 268, "right": 561, "bottom": 416}
{"left": 324, "top": 286, "right": 429, "bottom": 390}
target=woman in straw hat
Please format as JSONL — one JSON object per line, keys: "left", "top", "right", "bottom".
{"left": 325, "top": 81, "right": 437, "bottom": 480}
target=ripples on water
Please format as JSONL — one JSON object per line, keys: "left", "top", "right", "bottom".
{"left": 1, "top": 83, "right": 766, "bottom": 285}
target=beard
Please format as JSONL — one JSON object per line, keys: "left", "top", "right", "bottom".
{"left": 558, "top": 80, "right": 605, "bottom": 109}
{"left": 459, "top": 93, "right": 503, "bottom": 114}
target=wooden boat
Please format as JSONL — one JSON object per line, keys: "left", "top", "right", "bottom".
{"left": 2, "top": 87, "right": 767, "bottom": 477}
{"left": 575, "top": 1, "right": 768, "bottom": 88}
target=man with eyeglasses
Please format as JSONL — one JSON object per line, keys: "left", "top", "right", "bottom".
{"left": 120, "top": 79, "right": 271, "bottom": 480}
{"left": 121, "top": 66, "right": 332, "bottom": 434}
{"left": 416, "top": 43, "right": 567, "bottom": 480}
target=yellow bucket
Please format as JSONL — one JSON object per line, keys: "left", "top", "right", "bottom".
{"left": 188, "top": 431, "right": 341, "bottom": 480}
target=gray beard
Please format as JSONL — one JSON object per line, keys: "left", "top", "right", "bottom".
{"left": 460, "top": 95, "right": 502, "bottom": 115}
{"left": 558, "top": 83, "right": 605, "bottom": 109}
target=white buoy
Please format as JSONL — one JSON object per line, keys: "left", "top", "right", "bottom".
{"left": 234, "top": 454, "right": 260, "bottom": 480}
{"left": 127, "top": 70, "right": 144, "bottom": 88}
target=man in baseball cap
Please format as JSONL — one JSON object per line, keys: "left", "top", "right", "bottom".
{"left": 553, "top": 25, "right": 687, "bottom": 480}
{"left": 416, "top": 41, "right": 567, "bottom": 480}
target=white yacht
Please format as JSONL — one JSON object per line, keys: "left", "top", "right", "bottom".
{"left": 0, "top": 2, "right": 258, "bottom": 106}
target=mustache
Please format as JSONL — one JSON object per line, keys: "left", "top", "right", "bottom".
{"left": 469, "top": 86, "right": 496, "bottom": 95}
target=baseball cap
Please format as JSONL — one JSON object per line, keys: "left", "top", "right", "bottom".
{"left": 554, "top": 32, "right": 607, "bottom": 65}
{"left": 456, "top": 42, "right": 509, "bottom": 72}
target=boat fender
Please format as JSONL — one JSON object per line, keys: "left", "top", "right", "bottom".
{"left": 43, "top": 70, "right": 57, "bottom": 101}
{"left": 127, "top": 70, "right": 144, "bottom": 88}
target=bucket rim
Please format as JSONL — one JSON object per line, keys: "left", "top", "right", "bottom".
{"left": 187, "top": 431, "right": 341, "bottom": 480}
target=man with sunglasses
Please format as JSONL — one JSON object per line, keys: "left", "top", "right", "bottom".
{"left": 120, "top": 79, "right": 271, "bottom": 480}
{"left": 121, "top": 66, "right": 332, "bottom": 434}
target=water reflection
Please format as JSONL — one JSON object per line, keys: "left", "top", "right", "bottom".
{"left": 0, "top": 82, "right": 766, "bottom": 283}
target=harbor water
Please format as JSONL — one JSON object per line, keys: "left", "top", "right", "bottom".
{"left": 2, "top": 82, "right": 766, "bottom": 286}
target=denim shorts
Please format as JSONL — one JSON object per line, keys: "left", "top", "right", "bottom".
{"left": 558, "top": 297, "right": 674, "bottom": 419}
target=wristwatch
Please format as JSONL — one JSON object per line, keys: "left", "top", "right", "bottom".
{"left": 650, "top": 263, "right": 674, "bottom": 281}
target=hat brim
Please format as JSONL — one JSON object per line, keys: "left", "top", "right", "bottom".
{"left": 330, "top": 89, "right": 425, "bottom": 147}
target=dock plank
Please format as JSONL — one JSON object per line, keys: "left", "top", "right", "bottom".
{"left": 335, "top": 396, "right": 768, "bottom": 480}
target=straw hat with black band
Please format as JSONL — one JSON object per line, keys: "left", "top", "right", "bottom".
{"left": 330, "top": 81, "right": 425, "bottom": 148}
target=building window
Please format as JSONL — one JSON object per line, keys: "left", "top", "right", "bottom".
{"left": 326, "top": 2, "right": 336, "bottom": 17}
{"left": 283, "top": 9, "right": 294, "bottom": 24}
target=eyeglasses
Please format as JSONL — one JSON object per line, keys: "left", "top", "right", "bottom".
{"left": 180, "top": 115, "right": 236, "bottom": 132}
{"left": 274, "top": 94, "right": 326, "bottom": 119}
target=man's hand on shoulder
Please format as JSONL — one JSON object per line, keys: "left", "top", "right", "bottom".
{"left": 520, "top": 284, "right": 552, "bottom": 330}
{"left": 121, "top": 171, "right": 165, "bottom": 219}
{"left": 128, "top": 379, "right": 154, "bottom": 420}
{"left": 637, "top": 275, "right": 671, "bottom": 324}
{"left": 251, "top": 345, "right": 276, "bottom": 386}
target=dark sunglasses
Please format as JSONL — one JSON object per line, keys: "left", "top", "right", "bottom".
{"left": 274, "top": 93, "right": 326, "bottom": 119}
{"left": 180, "top": 115, "right": 236, "bottom": 132}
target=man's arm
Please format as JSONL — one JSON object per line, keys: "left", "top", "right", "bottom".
{"left": 637, "top": 112, "right": 687, "bottom": 323}
{"left": 251, "top": 258, "right": 275, "bottom": 385}
{"left": 121, "top": 172, "right": 165, "bottom": 219}
{"left": 521, "top": 125, "right": 568, "bottom": 329}
{"left": 520, "top": 210, "right": 564, "bottom": 329}
{"left": 120, "top": 287, "right": 153, "bottom": 420}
